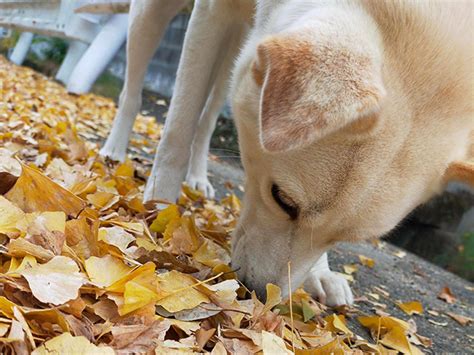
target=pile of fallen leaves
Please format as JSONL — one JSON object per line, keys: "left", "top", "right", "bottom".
{"left": 0, "top": 56, "right": 432, "bottom": 354}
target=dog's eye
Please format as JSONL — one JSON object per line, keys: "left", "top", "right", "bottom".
{"left": 271, "top": 184, "right": 299, "bottom": 220}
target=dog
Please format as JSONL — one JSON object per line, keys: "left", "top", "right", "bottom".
{"left": 102, "top": 0, "right": 473, "bottom": 306}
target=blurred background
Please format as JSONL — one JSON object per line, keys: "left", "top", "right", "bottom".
{"left": 0, "top": 0, "right": 472, "bottom": 280}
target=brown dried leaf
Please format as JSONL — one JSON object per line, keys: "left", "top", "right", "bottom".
{"left": 446, "top": 312, "right": 473, "bottom": 326}
{"left": 437, "top": 286, "right": 456, "bottom": 304}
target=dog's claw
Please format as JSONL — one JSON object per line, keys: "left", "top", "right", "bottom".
{"left": 186, "top": 174, "right": 215, "bottom": 199}
{"left": 144, "top": 165, "right": 186, "bottom": 203}
{"left": 99, "top": 140, "right": 127, "bottom": 162}
{"left": 304, "top": 270, "right": 353, "bottom": 307}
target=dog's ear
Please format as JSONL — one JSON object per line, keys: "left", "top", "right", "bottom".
{"left": 443, "top": 161, "right": 474, "bottom": 187}
{"left": 444, "top": 134, "right": 474, "bottom": 187}
{"left": 252, "top": 34, "right": 385, "bottom": 152}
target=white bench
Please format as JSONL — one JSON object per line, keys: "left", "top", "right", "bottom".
{"left": 0, "top": 0, "right": 129, "bottom": 92}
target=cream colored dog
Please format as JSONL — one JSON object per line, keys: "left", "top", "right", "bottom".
{"left": 102, "top": 0, "right": 473, "bottom": 306}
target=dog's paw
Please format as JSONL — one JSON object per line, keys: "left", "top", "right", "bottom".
{"left": 99, "top": 140, "right": 127, "bottom": 162}
{"left": 143, "top": 166, "right": 186, "bottom": 203}
{"left": 304, "top": 270, "right": 353, "bottom": 307}
{"left": 186, "top": 173, "right": 215, "bottom": 199}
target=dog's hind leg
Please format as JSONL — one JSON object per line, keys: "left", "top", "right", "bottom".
{"left": 144, "top": 0, "right": 252, "bottom": 202}
{"left": 185, "top": 27, "right": 246, "bottom": 199}
{"left": 304, "top": 252, "right": 354, "bottom": 307}
{"left": 100, "top": 0, "right": 186, "bottom": 162}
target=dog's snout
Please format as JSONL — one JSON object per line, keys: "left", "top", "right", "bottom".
{"left": 233, "top": 261, "right": 268, "bottom": 302}
{"left": 238, "top": 274, "right": 267, "bottom": 302}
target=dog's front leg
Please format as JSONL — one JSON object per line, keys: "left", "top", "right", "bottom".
{"left": 304, "top": 253, "right": 354, "bottom": 307}
{"left": 144, "top": 1, "right": 246, "bottom": 202}
{"left": 100, "top": 0, "right": 186, "bottom": 162}
{"left": 185, "top": 26, "right": 246, "bottom": 199}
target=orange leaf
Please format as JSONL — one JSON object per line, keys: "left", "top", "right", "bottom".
{"left": 5, "top": 162, "right": 86, "bottom": 217}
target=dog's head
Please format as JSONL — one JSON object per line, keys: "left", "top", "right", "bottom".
{"left": 230, "top": 6, "right": 473, "bottom": 298}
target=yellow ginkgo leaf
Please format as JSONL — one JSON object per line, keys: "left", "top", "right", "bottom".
{"left": 32, "top": 332, "right": 114, "bottom": 355}
{"left": 263, "top": 284, "right": 282, "bottom": 313}
{"left": 358, "top": 255, "right": 375, "bottom": 268}
{"left": 107, "top": 262, "right": 156, "bottom": 293}
{"left": 343, "top": 264, "right": 358, "bottom": 275}
{"left": 156, "top": 271, "right": 210, "bottom": 313}
{"left": 120, "top": 280, "right": 159, "bottom": 315}
{"left": 324, "top": 314, "right": 353, "bottom": 336}
{"left": 305, "top": 337, "right": 350, "bottom": 354}
{"left": 150, "top": 204, "right": 180, "bottom": 233}
{"left": 261, "top": 330, "right": 292, "bottom": 355}
{"left": 22, "top": 308, "right": 69, "bottom": 333}
{"left": 107, "top": 220, "right": 144, "bottom": 235}
{"left": 98, "top": 226, "right": 135, "bottom": 252}
{"left": 85, "top": 255, "right": 132, "bottom": 288}
{"left": 0, "top": 323, "right": 9, "bottom": 337}
{"left": 397, "top": 301, "right": 423, "bottom": 315}
{"left": 115, "top": 160, "right": 134, "bottom": 177}
{"left": 193, "top": 239, "right": 230, "bottom": 268}
{"left": 21, "top": 256, "right": 86, "bottom": 305}
{"left": 86, "top": 191, "right": 119, "bottom": 210}
{"left": 380, "top": 326, "right": 422, "bottom": 355}
{"left": 0, "top": 296, "right": 16, "bottom": 318}
{"left": 166, "top": 216, "right": 202, "bottom": 255}
{"left": 5, "top": 162, "right": 86, "bottom": 217}
{"left": 358, "top": 315, "right": 410, "bottom": 336}
{"left": 8, "top": 238, "right": 55, "bottom": 261}
{"left": 33, "top": 211, "right": 66, "bottom": 233}
{"left": 0, "top": 196, "right": 25, "bottom": 235}
{"left": 7, "top": 255, "right": 37, "bottom": 276}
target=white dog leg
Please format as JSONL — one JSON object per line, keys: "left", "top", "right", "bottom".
{"left": 144, "top": 1, "right": 246, "bottom": 202}
{"left": 304, "top": 253, "right": 354, "bottom": 307}
{"left": 185, "top": 28, "right": 245, "bottom": 199}
{"left": 100, "top": 0, "right": 186, "bottom": 162}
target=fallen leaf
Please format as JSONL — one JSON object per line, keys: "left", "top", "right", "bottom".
{"left": 115, "top": 160, "right": 135, "bottom": 178}
{"left": 358, "top": 255, "right": 375, "bottom": 268}
{"left": 343, "top": 264, "right": 358, "bottom": 275}
{"left": 324, "top": 314, "right": 353, "bottom": 336}
{"left": 437, "top": 286, "right": 456, "bottom": 304}
{"left": 261, "top": 330, "right": 292, "bottom": 354}
{"left": 428, "top": 319, "right": 448, "bottom": 327}
{"left": 397, "top": 301, "right": 423, "bottom": 315}
{"left": 86, "top": 191, "right": 119, "bottom": 210}
{"left": 380, "top": 326, "right": 422, "bottom": 355}
{"left": 8, "top": 238, "right": 55, "bottom": 261}
{"left": 393, "top": 250, "right": 407, "bottom": 258}
{"left": 0, "top": 196, "right": 25, "bottom": 235}
{"left": 156, "top": 271, "right": 210, "bottom": 313}
{"left": 6, "top": 162, "right": 86, "bottom": 217}
{"left": 98, "top": 226, "right": 135, "bottom": 252}
{"left": 0, "top": 296, "right": 16, "bottom": 318}
{"left": 263, "top": 283, "right": 282, "bottom": 313}
{"left": 150, "top": 204, "right": 180, "bottom": 233}
{"left": 21, "top": 256, "right": 86, "bottom": 305}
{"left": 85, "top": 255, "right": 132, "bottom": 288}
{"left": 136, "top": 249, "right": 198, "bottom": 273}
{"left": 32, "top": 332, "right": 114, "bottom": 354}
{"left": 446, "top": 312, "right": 473, "bottom": 326}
